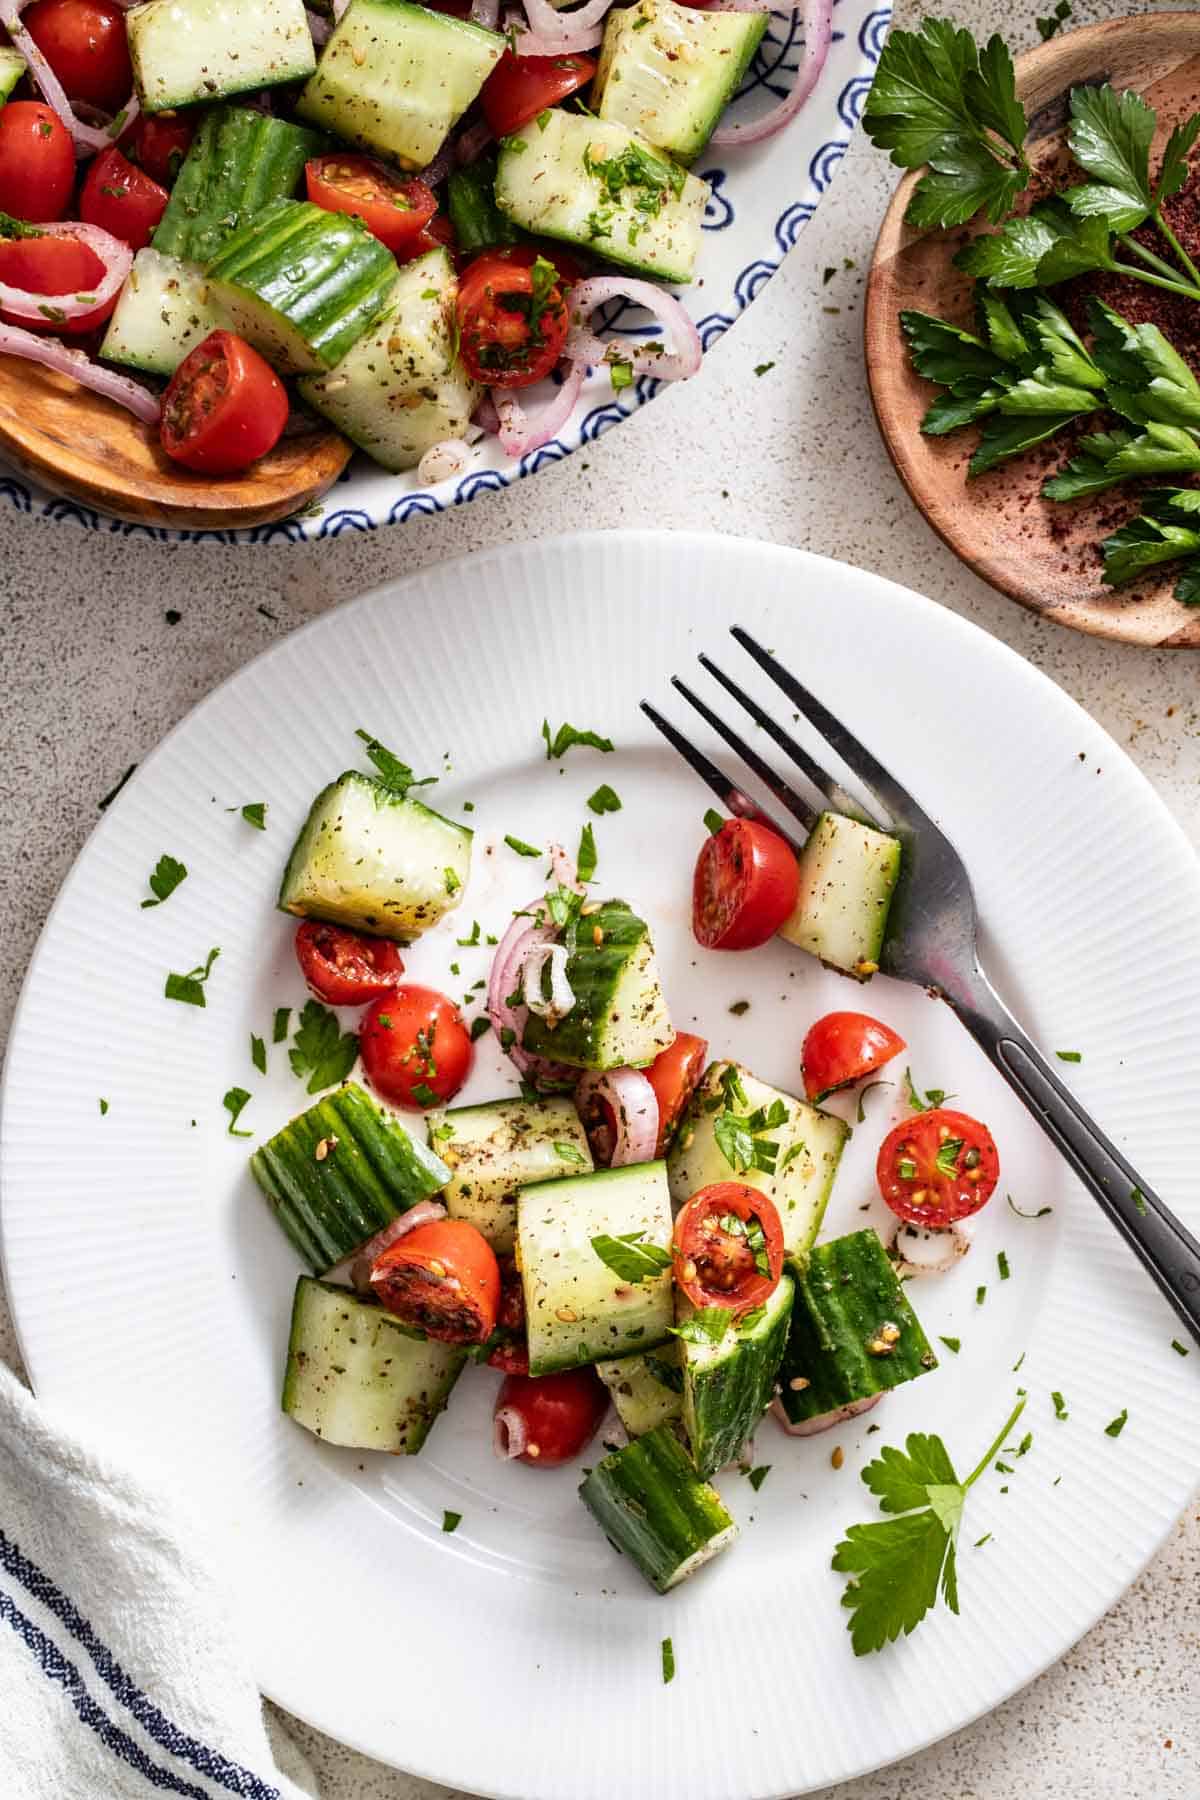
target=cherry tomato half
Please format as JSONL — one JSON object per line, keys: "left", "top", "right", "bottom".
{"left": 23, "top": 0, "right": 132, "bottom": 113}
{"left": 456, "top": 249, "right": 568, "bottom": 388}
{"left": 486, "top": 1254, "right": 529, "bottom": 1374}
{"left": 692, "top": 818, "right": 799, "bottom": 951}
{"left": 305, "top": 154, "right": 438, "bottom": 255}
{"left": 646, "top": 1030, "right": 708, "bottom": 1156}
{"left": 80, "top": 146, "right": 169, "bottom": 250}
{"left": 673, "top": 1182, "right": 784, "bottom": 1317}
{"left": 160, "top": 330, "right": 289, "bottom": 475}
{"left": 0, "top": 103, "right": 76, "bottom": 223}
{"left": 0, "top": 231, "right": 115, "bottom": 333}
{"left": 400, "top": 208, "right": 457, "bottom": 266}
{"left": 371, "top": 1218, "right": 500, "bottom": 1344}
{"left": 120, "top": 112, "right": 196, "bottom": 186}
{"left": 293, "top": 921, "right": 404, "bottom": 1007}
{"left": 494, "top": 1368, "right": 608, "bottom": 1467}
{"left": 359, "top": 985, "right": 473, "bottom": 1110}
{"left": 802, "top": 1011, "right": 906, "bottom": 1102}
{"left": 876, "top": 1107, "right": 1000, "bottom": 1227}
{"left": 481, "top": 51, "right": 597, "bottom": 139}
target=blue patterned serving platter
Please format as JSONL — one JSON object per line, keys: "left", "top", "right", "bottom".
{"left": 5, "top": 1, "right": 888, "bottom": 542}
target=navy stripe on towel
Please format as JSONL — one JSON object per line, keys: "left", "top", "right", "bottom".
{"left": 0, "top": 1531, "right": 280, "bottom": 1800}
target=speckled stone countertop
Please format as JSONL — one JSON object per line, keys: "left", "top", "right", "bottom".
{"left": 2, "top": 0, "right": 1198, "bottom": 1792}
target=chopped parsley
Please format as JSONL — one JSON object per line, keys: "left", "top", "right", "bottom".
{"left": 1007, "top": 1194, "right": 1051, "bottom": 1219}
{"left": 289, "top": 999, "right": 358, "bottom": 1094}
{"left": 238, "top": 802, "right": 267, "bottom": 831}
{"left": 444, "top": 866, "right": 461, "bottom": 895}
{"left": 975, "top": 1285, "right": 986, "bottom": 1306}
{"left": 555, "top": 1141, "right": 587, "bottom": 1164}
{"left": 590, "top": 1230, "right": 672, "bottom": 1284}
{"left": 587, "top": 783, "right": 621, "bottom": 814}
{"left": 1055, "top": 1049, "right": 1082, "bottom": 1062}
{"left": 1104, "top": 1408, "right": 1128, "bottom": 1438}
{"left": 411, "top": 1081, "right": 439, "bottom": 1107}
{"left": 355, "top": 728, "right": 436, "bottom": 798}
{"left": 712, "top": 1066, "right": 788, "bottom": 1176}
{"left": 456, "top": 920, "right": 482, "bottom": 946}
{"left": 1051, "top": 1390, "right": 1069, "bottom": 1420}
{"left": 857, "top": 1081, "right": 889, "bottom": 1123}
{"left": 1172, "top": 1338, "right": 1189, "bottom": 1356}
{"left": 610, "top": 359, "right": 634, "bottom": 392}
{"left": 504, "top": 834, "right": 541, "bottom": 858}
{"left": 1131, "top": 1186, "right": 1147, "bottom": 1215}
{"left": 164, "top": 946, "right": 220, "bottom": 1008}
{"left": 939, "top": 1336, "right": 961, "bottom": 1354}
{"left": 669, "top": 1307, "right": 732, "bottom": 1346}
{"left": 141, "top": 853, "right": 187, "bottom": 908}
{"left": 753, "top": 361, "right": 776, "bottom": 377}
{"left": 703, "top": 808, "right": 724, "bottom": 835}
{"left": 747, "top": 1465, "right": 771, "bottom": 1491}
{"left": 442, "top": 1509, "right": 463, "bottom": 1533}
{"left": 469, "top": 1016, "right": 491, "bottom": 1042}
{"left": 223, "top": 1087, "right": 253, "bottom": 1137}
{"left": 541, "top": 719, "right": 615, "bottom": 759}
{"left": 98, "top": 1097, "right": 109, "bottom": 1116}
{"left": 661, "top": 1637, "right": 675, "bottom": 1685}
{"left": 577, "top": 821, "right": 598, "bottom": 883}
{"left": 273, "top": 1006, "right": 290, "bottom": 1044}
{"left": 903, "top": 1068, "right": 952, "bottom": 1112}
{"left": 997, "top": 1250, "right": 1011, "bottom": 1281}
{"left": 934, "top": 1136, "right": 965, "bottom": 1178}
{"left": 250, "top": 1034, "right": 266, "bottom": 1075}
{"left": 583, "top": 139, "right": 685, "bottom": 218}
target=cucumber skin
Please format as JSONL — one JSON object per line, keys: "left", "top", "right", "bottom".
{"left": 681, "top": 1273, "right": 792, "bottom": 1479}
{"left": 579, "top": 1424, "right": 737, "bottom": 1593}
{"left": 520, "top": 899, "right": 668, "bottom": 1070}
{"left": 596, "top": 1348, "right": 683, "bottom": 1437}
{"left": 153, "top": 106, "right": 326, "bottom": 267}
{"left": 205, "top": 198, "right": 397, "bottom": 373}
{"left": 777, "top": 1230, "right": 938, "bottom": 1424}
{"left": 447, "top": 156, "right": 520, "bottom": 254}
{"left": 249, "top": 1082, "right": 451, "bottom": 1273}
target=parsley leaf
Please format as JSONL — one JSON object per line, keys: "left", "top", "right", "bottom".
{"left": 661, "top": 1637, "right": 675, "bottom": 1685}
{"left": 442, "top": 1509, "right": 463, "bottom": 1533}
{"left": 934, "top": 1136, "right": 965, "bottom": 1177}
{"left": 238, "top": 802, "right": 267, "bottom": 831}
{"left": 587, "top": 783, "right": 622, "bottom": 815}
{"left": 541, "top": 720, "right": 614, "bottom": 760}
{"left": 747, "top": 1465, "right": 771, "bottom": 1491}
{"left": 903, "top": 1067, "right": 951, "bottom": 1112}
{"left": 355, "top": 728, "right": 436, "bottom": 798}
{"left": 862, "top": 19, "right": 1030, "bottom": 229}
{"left": 504, "top": 834, "right": 541, "bottom": 858}
{"left": 141, "top": 853, "right": 187, "bottom": 908}
{"left": 997, "top": 1250, "right": 1011, "bottom": 1280}
{"left": 288, "top": 998, "right": 358, "bottom": 1094}
{"left": 577, "top": 821, "right": 597, "bottom": 883}
{"left": 250, "top": 1034, "right": 266, "bottom": 1075}
{"left": 98, "top": 1097, "right": 109, "bottom": 1115}
{"left": 832, "top": 1395, "right": 1026, "bottom": 1655}
{"left": 273, "top": 1006, "right": 290, "bottom": 1044}
{"left": 1051, "top": 1390, "right": 1069, "bottom": 1420}
{"left": 939, "top": 1336, "right": 961, "bottom": 1354}
{"left": 713, "top": 1065, "right": 788, "bottom": 1175}
{"left": 669, "top": 1307, "right": 733, "bottom": 1346}
{"left": 164, "top": 946, "right": 219, "bottom": 1007}
{"left": 1105, "top": 1408, "right": 1128, "bottom": 1438}
{"left": 1007, "top": 1193, "right": 1052, "bottom": 1219}
{"left": 1065, "top": 83, "right": 1154, "bottom": 232}
{"left": 1101, "top": 488, "right": 1200, "bottom": 596}
{"left": 223, "top": 1087, "right": 253, "bottom": 1137}
{"left": 457, "top": 920, "right": 482, "bottom": 946}
{"left": 703, "top": 808, "right": 724, "bottom": 835}
{"left": 554, "top": 1140, "right": 587, "bottom": 1164}
{"left": 591, "top": 1231, "right": 672, "bottom": 1284}
{"left": 469, "top": 1016, "right": 491, "bottom": 1042}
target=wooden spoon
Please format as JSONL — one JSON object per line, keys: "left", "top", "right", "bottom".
{"left": 866, "top": 12, "right": 1200, "bottom": 648}
{"left": 0, "top": 352, "right": 352, "bottom": 530}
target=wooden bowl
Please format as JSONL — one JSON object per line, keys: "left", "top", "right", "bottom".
{"left": 0, "top": 352, "right": 352, "bottom": 531}
{"left": 866, "top": 12, "right": 1200, "bottom": 647}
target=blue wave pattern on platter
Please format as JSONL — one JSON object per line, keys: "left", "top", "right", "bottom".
{"left": 4, "top": 0, "right": 890, "bottom": 541}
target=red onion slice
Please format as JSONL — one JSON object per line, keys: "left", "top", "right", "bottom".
{"left": 0, "top": 221, "right": 132, "bottom": 328}
{"left": 513, "top": 0, "right": 608, "bottom": 53}
{"left": 486, "top": 901, "right": 578, "bottom": 1090}
{"left": 576, "top": 1069, "right": 659, "bottom": 1167}
{"left": 417, "top": 437, "right": 476, "bottom": 485}
{"left": 470, "top": 0, "right": 501, "bottom": 22}
{"left": 549, "top": 842, "right": 582, "bottom": 893}
{"left": 771, "top": 1391, "right": 882, "bottom": 1437}
{"left": 522, "top": 941, "right": 575, "bottom": 1023}
{"left": 565, "top": 277, "right": 702, "bottom": 383}
{"left": 306, "top": 6, "right": 331, "bottom": 43}
{"left": 455, "top": 119, "right": 494, "bottom": 166}
{"left": 347, "top": 1201, "right": 447, "bottom": 1294}
{"left": 493, "top": 1405, "right": 528, "bottom": 1460}
{"left": 0, "top": 0, "right": 139, "bottom": 154}
{"left": 886, "top": 1214, "right": 978, "bottom": 1277}
{"left": 0, "top": 321, "right": 160, "bottom": 422}
{"left": 710, "top": 0, "right": 831, "bottom": 145}
{"left": 492, "top": 361, "right": 585, "bottom": 458}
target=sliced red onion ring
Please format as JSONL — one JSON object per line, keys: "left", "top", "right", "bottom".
{"left": 331, "top": 0, "right": 350, "bottom": 17}
{"left": 420, "top": 138, "right": 455, "bottom": 189}
{"left": 0, "top": 321, "right": 160, "bottom": 422}
{"left": 494, "top": 1405, "right": 528, "bottom": 1460}
{"left": 492, "top": 361, "right": 584, "bottom": 458}
{"left": 417, "top": 437, "right": 476, "bottom": 486}
{"left": 522, "top": 941, "right": 575, "bottom": 1023}
{"left": 455, "top": 120, "right": 494, "bottom": 166}
{"left": 565, "top": 277, "right": 702, "bottom": 383}
{"left": 346, "top": 1201, "right": 448, "bottom": 1294}
{"left": 549, "top": 842, "right": 582, "bottom": 892}
{"left": 576, "top": 1069, "right": 659, "bottom": 1167}
{"left": 470, "top": 0, "right": 501, "bottom": 22}
{"left": 771, "top": 1391, "right": 882, "bottom": 1437}
{"left": 514, "top": 0, "right": 608, "bottom": 52}
{"left": 886, "top": 1214, "right": 979, "bottom": 1276}
{"left": 306, "top": 6, "right": 331, "bottom": 43}
{"left": 0, "top": 0, "right": 139, "bottom": 154}
{"left": 473, "top": 389, "right": 501, "bottom": 435}
{"left": 710, "top": 0, "right": 831, "bottom": 145}
{"left": 486, "top": 901, "right": 577, "bottom": 1090}
{"left": 0, "top": 221, "right": 131, "bottom": 327}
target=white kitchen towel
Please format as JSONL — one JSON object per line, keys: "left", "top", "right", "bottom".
{"left": 0, "top": 1358, "right": 320, "bottom": 1800}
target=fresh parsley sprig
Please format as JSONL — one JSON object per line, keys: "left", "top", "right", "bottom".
{"left": 1100, "top": 487, "right": 1200, "bottom": 603}
{"left": 591, "top": 1231, "right": 673, "bottom": 1284}
{"left": 288, "top": 998, "right": 359, "bottom": 1094}
{"left": 832, "top": 1393, "right": 1026, "bottom": 1655}
{"left": 355, "top": 728, "right": 436, "bottom": 799}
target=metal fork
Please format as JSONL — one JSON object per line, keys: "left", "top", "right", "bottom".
{"left": 643, "top": 625, "right": 1200, "bottom": 1345}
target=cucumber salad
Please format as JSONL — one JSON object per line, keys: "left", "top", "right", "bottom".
{"left": 246, "top": 727, "right": 1008, "bottom": 1602}
{"left": 0, "top": 0, "right": 832, "bottom": 483}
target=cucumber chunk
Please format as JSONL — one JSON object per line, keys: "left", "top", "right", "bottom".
{"left": 205, "top": 198, "right": 397, "bottom": 375}
{"left": 100, "top": 249, "right": 226, "bottom": 378}
{"left": 579, "top": 1424, "right": 738, "bottom": 1591}
{"left": 427, "top": 1093, "right": 592, "bottom": 1254}
{"left": 282, "top": 1276, "right": 466, "bottom": 1453}
{"left": 297, "top": 0, "right": 503, "bottom": 172}
{"left": 517, "top": 1162, "right": 675, "bottom": 1374}
{"left": 299, "top": 249, "right": 480, "bottom": 474}
{"left": 447, "top": 153, "right": 520, "bottom": 254}
{"left": 680, "top": 1272, "right": 792, "bottom": 1478}
{"left": 127, "top": 0, "right": 316, "bottom": 113}
{"left": 0, "top": 49, "right": 25, "bottom": 104}
{"left": 494, "top": 109, "right": 708, "bottom": 285}
{"left": 778, "top": 811, "right": 902, "bottom": 979}
{"left": 249, "top": 1082, "right": 451, "bottom": 1273}
{"left": 519, "top": 898, "right": 673, "bottom": 1072}
{"left": 278, "top": 768, "right": 472, "bottom": 941}
{"left": 594, "top": 0, "right": 766, "bottom": 164}
{"left": 595, "top": 1345, "right": 683, "bottom": 1437}
{"left": 667, "top": 1061, "right": 848, "bottom": 1262}
{"left": 776, "top": 1229, "right": 938, "bottom": 1426}
{"left": 153, "top": 106, "right": 326, "bottom": 268}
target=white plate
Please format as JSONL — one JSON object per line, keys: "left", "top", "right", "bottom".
{"left": 3, "top": 532, "right": 1199, "bottom": 1800}
{"left": 0, "top": 1, "right": 888, "bottom": 543}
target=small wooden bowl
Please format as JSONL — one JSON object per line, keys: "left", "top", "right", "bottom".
{"left": 0, "top": 353, "right": 352, "bottom": 531}
{"left": 866, "top": 12, "right": 1200, "bottom": 647}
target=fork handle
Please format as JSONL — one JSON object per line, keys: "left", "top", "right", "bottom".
{"left": 945, "top": 966, "right": 1200, "bottom": 1345}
